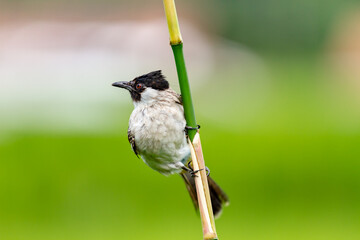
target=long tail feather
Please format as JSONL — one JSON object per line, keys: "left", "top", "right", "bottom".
{"left": 180, "top": 171, "right": 229, "bottom": 218}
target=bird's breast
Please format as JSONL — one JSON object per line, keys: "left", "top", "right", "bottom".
{"left": 128, "top": 103, "right": 190, "bottom": 175}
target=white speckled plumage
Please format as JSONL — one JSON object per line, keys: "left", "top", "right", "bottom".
{"left": 129, "top": 88, "right": 190, "bottom": 175}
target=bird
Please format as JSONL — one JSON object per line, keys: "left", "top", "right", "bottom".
{"left": 112, "top": 70, "right": 229, "bottom": 217}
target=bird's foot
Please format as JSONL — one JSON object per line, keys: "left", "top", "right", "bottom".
{"left": 205, "top": 166, "right": 210, "bottom": 176}
{"left": 184, "top": 125, "right": 201, "bottom": 134}
{"left": 188, "top": 160, "right": 210, "bottom": 177}
{"left": 182, "top": 160, "right": 210, "bottom": 177}
{"left": 182, "top": 164, "right": 200, "bottom": 177}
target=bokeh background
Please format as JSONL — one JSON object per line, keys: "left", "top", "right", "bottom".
{"left": 1, "top": 0, "right": 360, "bottom": 239}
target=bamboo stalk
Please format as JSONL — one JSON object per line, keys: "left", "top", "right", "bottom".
{"left": 163, "top": 1, "right": 218, "bottom": 239}
{"left": 163, "top": 0, "right": 182, "bottom": 45}
{"left": 163, "top": 0, "right": 197, "bottom": 141}
{"left": 192, "top": 133, "right": 217, "bottom": 234}
{"left": 189, "top": 135, "right": 218, "bottom": 239}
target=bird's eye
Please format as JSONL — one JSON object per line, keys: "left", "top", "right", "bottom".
{"left": 136, "top": 83, "right": 142, "bottom": 90}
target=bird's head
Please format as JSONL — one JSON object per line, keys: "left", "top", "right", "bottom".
{"left": 112, "top": 70, "right": 169, "bottom": 103}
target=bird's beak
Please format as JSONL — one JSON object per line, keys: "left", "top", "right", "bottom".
{"left": 112, "top": 81, "right": 132, "bottom": 91}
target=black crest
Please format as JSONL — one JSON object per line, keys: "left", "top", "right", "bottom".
{"left": 134, "top": 70, "right": 169, "bottom": 90}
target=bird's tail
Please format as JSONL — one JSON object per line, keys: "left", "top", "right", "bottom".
{"left": 180, "top": 171, "right": 229, "bottom": 218}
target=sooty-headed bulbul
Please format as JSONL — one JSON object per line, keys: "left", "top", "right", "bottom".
{"left": 112, "top": 70, "right": 228, "bottom": 217}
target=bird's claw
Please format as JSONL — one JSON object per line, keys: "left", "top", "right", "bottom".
{"left": 184, "top": 125, "right": 201, "bottom": 134}
{"left": 182, "top": 160, "right": 210, "bottom": 177}
{"left": 205, "top": 166, "right": 210, "bottom": 176}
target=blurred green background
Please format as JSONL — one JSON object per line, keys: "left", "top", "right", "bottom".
{"left": 1, "top": 0, "right": 360, "bottom": 239}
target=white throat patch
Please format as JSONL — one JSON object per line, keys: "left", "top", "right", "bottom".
{"left": 134, "top": 88, "right": 158, "bottom": 107}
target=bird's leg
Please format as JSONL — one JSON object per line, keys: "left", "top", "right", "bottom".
{"left": 181, "top": 164, "right": 193, "bottom": 173}
{"left": 182, "top": 160, "right": 210, "bottom": 177}
{"left": 189, "top": 160, "right": 210, "bottom": 177}
{"left": 187, "top": 160, "right": 193, "bottom": 170}
{"left": 181, "top": 161, "right": 199, "bottom": 177}
{"left": 184, "top": 124, "right": 201, "bottom": 136}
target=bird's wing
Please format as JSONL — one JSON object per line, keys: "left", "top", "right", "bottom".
{"left": 127, "top": 128, "right": 139, "bottom": 157}
{"left": 176, "top": 94, "right": 182, "bottom": 105}
{"left": 172, "top": 91, "right": 183, "bottom": 105}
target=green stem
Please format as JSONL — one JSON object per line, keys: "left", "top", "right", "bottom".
{"left": 163, "top": 1, "right": 218, "bottom": 239}
{"left": 171, "top": 44, "right": 197, "bottom": 141}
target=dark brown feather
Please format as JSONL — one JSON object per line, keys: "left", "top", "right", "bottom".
{"left": 175, "top": 94, "right": 182, "bottom": 105}
{"left": 180, "top": 171, "right": 229, "bottom": 218}
{"left": 127, "top": 128, "right": 138, "bottom": 157}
